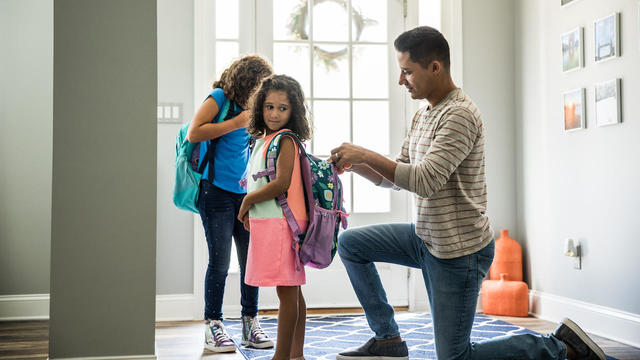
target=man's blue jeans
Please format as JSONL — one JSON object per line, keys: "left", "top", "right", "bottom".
{"left": 197, "top": 180, "right": 258, "bottom": 320}
{"left": 338, "top": 223, "right": 567, "bottom": 360}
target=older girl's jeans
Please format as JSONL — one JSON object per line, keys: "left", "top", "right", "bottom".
{"left": 197, "top": 180, "right": 258, "bottom": 320}
{"left": 338, "top": 223, "right": 566, "bottom": 360}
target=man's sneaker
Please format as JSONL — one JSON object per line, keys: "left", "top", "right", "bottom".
{"left": 204, "top": 320, "right": 236, "bottom": 353}
{"left": 336, "top": 337, "right": 408, "bottom": 360}
{"left": 553, "top": 318, "right": 606, "bottom": 360}
{"left": 241, "top": 315, "right": 274, "bottom": 348}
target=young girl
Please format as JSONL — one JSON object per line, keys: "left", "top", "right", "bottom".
{"left": 187, "top": 55, "right": 273, "bottom": 353}
{"left": 238, "top": 74, "right": 312, "bottom": 360}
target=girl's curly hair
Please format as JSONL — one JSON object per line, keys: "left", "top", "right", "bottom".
{"left": 248, "top": 74, "right": 312, "bottom": 142}
{"left": 213, "top": 55, "right": 273, "bottom": 109}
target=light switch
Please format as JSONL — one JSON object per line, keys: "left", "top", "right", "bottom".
{"left": 157, "top": 105, "right": 163, "bottom": 119}
{"left": 172, "top": 106, "right": 180, "bottom": 119}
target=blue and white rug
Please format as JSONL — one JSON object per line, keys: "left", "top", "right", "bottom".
{"left": 224, "top": 313, "right": 616, "bottom": 360}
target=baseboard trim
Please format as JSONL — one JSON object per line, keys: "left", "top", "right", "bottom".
{"left": 155, "top": 294, "right": 195, "bottom": 321}
{"left": 0, "top": 294, "right": 49, "bottom": 320}
{"left": 529, "top": 290, "right": 640, "bottom": 348}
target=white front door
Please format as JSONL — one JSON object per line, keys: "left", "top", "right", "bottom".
{"left": 193, "top": 0, "right": 422, "bottom": 317}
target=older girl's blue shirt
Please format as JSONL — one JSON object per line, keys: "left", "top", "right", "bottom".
{"left": 200, "top": 88, "right": 249, "bottom": 194}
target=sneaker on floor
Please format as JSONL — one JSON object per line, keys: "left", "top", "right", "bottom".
{"left": 553, "top": 318, "right": 606, "bottom": 360}
{"left": 241, "top": 315, "right": 274, "bottom": 349}
{"left": 336, "top": 337, "right": 408, "bottom": 360}
{"left": 204, "top": 320, "right": 236, "bottom": 353}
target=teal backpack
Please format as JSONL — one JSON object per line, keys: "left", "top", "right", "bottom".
{"left": 173, "top": 99, "right": 231, "bottom": 213}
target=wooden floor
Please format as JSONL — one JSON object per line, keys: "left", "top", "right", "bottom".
{"left": 2, "top": 313, "right": 639, "bottom": 360}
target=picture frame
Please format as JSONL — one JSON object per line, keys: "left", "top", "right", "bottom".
{"left": 563, "top": 88, "right": 585, "bottom": 132}
{"left": 594, "top": 78, "right": 621, "bottom": 127}
{"left": 594, "top": 13, "right": 620, "bottom": 63}
{"left": 561, "top": 0, "right": 580, "bottom": 7}
{"left": 561, "top": 27, "right": 583, "bottom": 72}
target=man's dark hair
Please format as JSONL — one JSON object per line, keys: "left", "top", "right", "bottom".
{"left": 394, "top": 26, "right": 450, "bottom": 70}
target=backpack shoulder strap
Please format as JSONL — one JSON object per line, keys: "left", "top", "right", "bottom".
{"left": 263, "top": 130, "right": 306, "bottom": 271}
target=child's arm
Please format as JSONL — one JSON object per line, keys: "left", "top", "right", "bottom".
{"left": 186, "top": 97, "right": 250, "bottom": 142}
{"left": 238, "top": 136, "right": 296, "bottom": 223}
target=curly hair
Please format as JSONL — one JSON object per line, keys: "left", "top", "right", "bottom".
{"left": 213, "top": 55, "right": 273, "bottom": 109}
{"left": 248, "top": 75, "right": 312, "bottom": 142}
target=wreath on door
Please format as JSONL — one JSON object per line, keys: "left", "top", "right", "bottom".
{"left": 287, "top": 0, "right": 377, "bottom": 70}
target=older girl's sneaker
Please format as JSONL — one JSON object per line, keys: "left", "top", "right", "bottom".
{"left": 205, "top": 320, "right": 236, "bottom": 353}
{"left": 553, "top": 318, "right": 606, "bottom": 360}
{"left": 241, "top": 315, "right": 274, "bottom": 348}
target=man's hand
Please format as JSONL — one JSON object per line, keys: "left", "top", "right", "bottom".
{"left": 329, "top": 143, "right": 368, "bottom": 171}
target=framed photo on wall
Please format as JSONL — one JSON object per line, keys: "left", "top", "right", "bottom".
{"left": 562, "top": 27, "right": 583, "bottom": 72}
{"left": 563, "top": 88, "right": 585, "bottom": 132}
{"left": 595, "top": 78, "right": 621, "bottom": 127}
{"left": 594, "top": 13, "right": 620, "bottom": 63}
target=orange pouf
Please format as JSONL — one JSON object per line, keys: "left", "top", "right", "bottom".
{"left": 481, "top": 274, "right": 529, "bottom": 317}
{"left": 489, "top": 229, "right": 523, "bottom": 281}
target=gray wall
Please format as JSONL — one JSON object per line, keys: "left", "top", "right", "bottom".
{"left": 0, "top": 0, "right": 195, "bottom": 299}
{"left": 461, "top": 0, "right": 517, "bottom": 237}
{"left": 0, "top": 0, "right": 52, "bottom": 295}
{"left": 515, "top": 0, "right": 640, "bottom": 314}
{"left": 156, "top": 0, "right": 195, "bottom": 295}
{"left": 49, "top": 0, "right": 157, "bottom": 357}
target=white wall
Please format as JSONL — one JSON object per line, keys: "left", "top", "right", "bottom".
{"left": 515, "top": 0, "right": 640, "bottom": 346}
{"left": 462, "top": 0, "right": 517, "bottom": 237}
{"left": 156, "top": 0, "right": 195, "bottom": 295}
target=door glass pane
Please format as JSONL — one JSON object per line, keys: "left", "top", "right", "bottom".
{"left": 313, "top": 44, "right": 349, "bottom": 98}
{"left": 312, "top": 100, "right": 350, "bottom": 156}
{"left": 274, "top": 0, "right": 308, "bottom": 41}
{"left": 216, "top": 41, "right": 239, "bottom": 80}
{"left": 340, "top": 173, "right": 352, "bottom": 213}
{"left": 313, "top": 1, "right": 348, "bottom": 41}
{"left": 353, "top": 101, "right": 389, "bottom": 154}
{"left": 353, "top": 45, "right": 388, "bottom": 98}
{"left": 352, "top": 0, "right": 387, "bottom": 42}
{"left": 216, "top": 0, "right": 239, "bottom": 39}
{"left": 353, "top": 173, "right": 390, "bottom": 213}
{"left": 274, "top": 43, "right": 311, "bottom": 96}
{"left": 419, "top": 0, "right": 441, "bottom": 30}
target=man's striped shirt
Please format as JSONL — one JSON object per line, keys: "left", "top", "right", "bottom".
{"left": 394, "top": 88, "right": 493, "bottom": 259}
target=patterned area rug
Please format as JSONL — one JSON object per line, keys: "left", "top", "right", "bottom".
{"left": 224, "top": 313, "right": 616, "bottom": 360}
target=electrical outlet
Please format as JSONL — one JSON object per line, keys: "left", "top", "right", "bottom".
{"left": 572, "top": 251, "right": 581, "bottom": 270}
{"left": 564, "top": 238, "right": 582, "bottom": 270}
